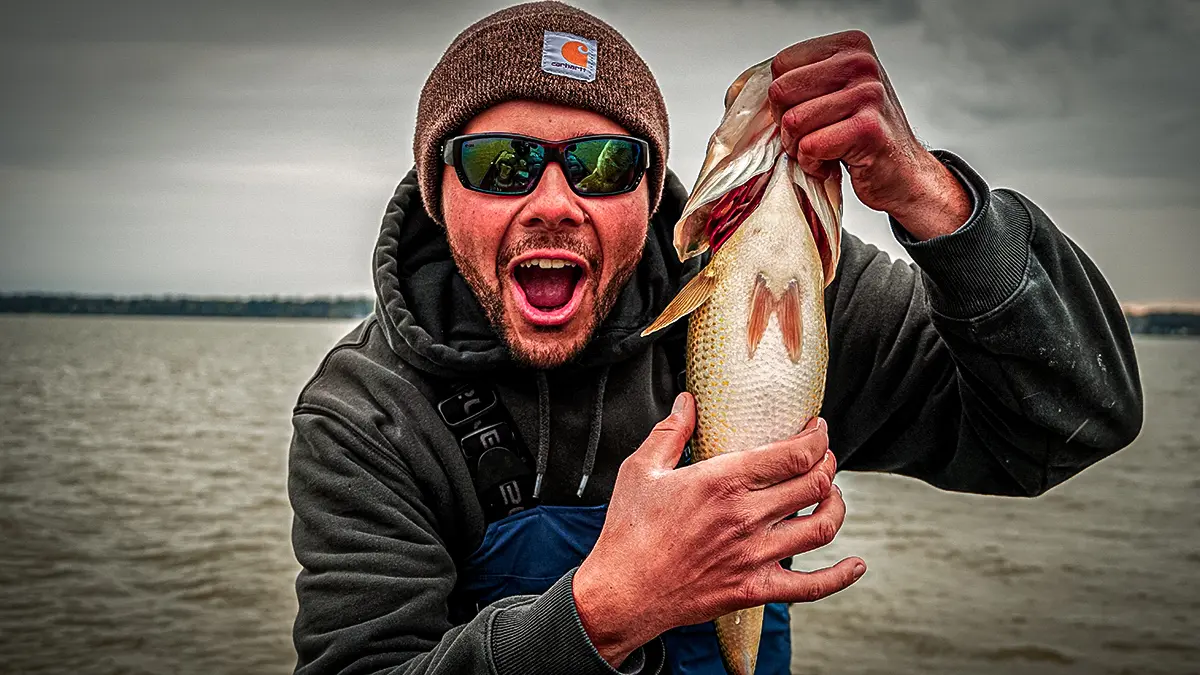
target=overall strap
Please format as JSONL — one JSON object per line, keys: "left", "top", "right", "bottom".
{"left": 429, "top": 378, "right": 539, "bottom": 523}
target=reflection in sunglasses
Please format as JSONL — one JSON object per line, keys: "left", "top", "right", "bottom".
{"left": 449, "top": 133, "right": 647, "bottom": 196}
{"left": 576, "top": 140, "right": 637, "bottom": 194}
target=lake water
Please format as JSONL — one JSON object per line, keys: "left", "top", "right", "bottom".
{"left": 0, "top": 315, "right": 1196, "bottom": 675}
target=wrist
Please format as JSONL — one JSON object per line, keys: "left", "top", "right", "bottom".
{"left": 573, "top": 561, "right": 651, "bottom": 667}
{"left": 888, "top": 150, "right": 972, "bottom": 241}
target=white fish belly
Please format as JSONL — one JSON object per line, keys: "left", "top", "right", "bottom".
{"left": 685, "top": 166, "right": 828, "bottom": 462}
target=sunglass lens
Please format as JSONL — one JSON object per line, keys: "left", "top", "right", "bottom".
{"left": 566, "top": 139, "right": 642, "bottom": 194}
{"left": 460, "top": 137, "right": 545, "bottom": 194}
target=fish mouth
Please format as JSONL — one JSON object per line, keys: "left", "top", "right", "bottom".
{"left": 508, "top": 250, "right": 590, "bottom": 327}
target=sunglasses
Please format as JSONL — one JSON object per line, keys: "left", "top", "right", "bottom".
{"left": 442, "top": 133, "right": 650, "bottom": 197}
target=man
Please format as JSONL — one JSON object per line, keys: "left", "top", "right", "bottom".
{"left": 287, "top": 3, "right": 1143, "bottom": 674}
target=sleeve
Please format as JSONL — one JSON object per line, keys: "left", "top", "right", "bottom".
{"left": 288, "top": 410, "right": 664, "bottom": 675}
{"left": 822, "top": 150, "right": 1143, "bottom": 496}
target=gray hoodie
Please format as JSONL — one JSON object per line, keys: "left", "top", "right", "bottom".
{"left": 288, "top": 152, "right": 1142, "bottom": 675}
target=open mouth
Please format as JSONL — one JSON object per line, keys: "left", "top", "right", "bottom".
{"left": 509, "top": 251, "right": 589, "bottom": 327}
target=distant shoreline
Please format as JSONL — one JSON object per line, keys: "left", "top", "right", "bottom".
{"left": 0, "top": 294, "right": 372, "bottom": 320}
{"left": 1, "top": 294, "right": 1197, "bottom": 336}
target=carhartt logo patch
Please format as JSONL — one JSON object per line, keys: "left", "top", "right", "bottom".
{"left": 541, "top": 30, "right": 596, "bottom": 82}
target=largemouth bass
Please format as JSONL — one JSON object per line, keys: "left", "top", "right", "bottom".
{"left": 642, "top": 59, "right": 843, "bottom": 675}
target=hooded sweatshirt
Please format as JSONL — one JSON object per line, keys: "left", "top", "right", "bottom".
{"left": 288, "top": 151, "right": 1142, "bottom": 675}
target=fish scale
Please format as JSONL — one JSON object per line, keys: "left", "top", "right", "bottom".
{"left": 685, "top": 154, "right": 829, "bottom": 675}
{"left": 642, "top": 58, "right": 842, "bottom": 675}
{"left": 687, "top": 154, "right": 829, "bottom": 465}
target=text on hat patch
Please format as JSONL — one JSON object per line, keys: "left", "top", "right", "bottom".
{"left": 541, "top": 30, "right": 597, "bottom": 82}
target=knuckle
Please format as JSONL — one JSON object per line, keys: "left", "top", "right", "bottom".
{"left": 854, "top": 81, "right": 886, "bottom": 107}
{"left": 771, "top": 53, "right": 791, "bottom": 79}
{"left": 783, "top": 446, "right": 811, "bottom": 478}
{"left": 647, "top": 422, "right": 687, "bottom": 447}
{"left": 851, "top": 112, "right": 883, "bottom": 140}
{"left": 767, "top": 78, "right": 786, "bottom": 103}
{"left": 652, "top": 417, "right": 684, "bottom": 436}
{"left": 781, "top": 105, "right": 801, "bottom": 131}
{"left": 814, "top": 466, "right": 834, "bottom": 495}
{"left": 842, "top": 29, "right": 873, "bottom": 50}
{"left": 811, "top": 517, "right": 840, "bottom": 548}
{"left": 740, "top": 569, "right": 773, "bottom": 605}
{"left": 617, "top": 453, "right": 643, "bottom": 476}
{"left": 795, "top": 578, "right": 826, "bottom": 603}
{"left": 844, "top": 51, "right": 880, "bottom": 78}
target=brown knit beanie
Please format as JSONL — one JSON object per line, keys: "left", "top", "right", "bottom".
{"left": 414, "top": 1, "right": 670, "bottom": 226}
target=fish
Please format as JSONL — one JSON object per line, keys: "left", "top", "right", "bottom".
{"left": 641, "top": 59, "right": 843, "bottom": 675}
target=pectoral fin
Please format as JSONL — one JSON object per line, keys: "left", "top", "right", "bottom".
{"left": 641, "top": 268, "right": 718, "bottom": 337}
{"left": 747, "top": 274, "right": 804, "bottom": 363}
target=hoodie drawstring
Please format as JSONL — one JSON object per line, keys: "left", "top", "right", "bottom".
{"left": 530, "top": 366, "right": 611, "bottom": 500}
{"left": 577, "top": 366, "right": 609, "bottom": 498}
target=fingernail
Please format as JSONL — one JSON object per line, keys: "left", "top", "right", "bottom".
{"left": 672, "top": 393, "right": 687, "bottom": 415}
{"left": 817, "top": 418, "right": 827, "bottom": 432}
{"left": 852, "top": 563, "right": 866, "bottom": 580}
{"left": 833, "top": 483, "right": 842, "bottom": 495}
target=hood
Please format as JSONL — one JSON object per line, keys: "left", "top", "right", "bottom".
{"left": 372, "top": 167, "right": 699, "bottom": 377}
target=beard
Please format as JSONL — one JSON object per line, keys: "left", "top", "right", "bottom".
{"left": 448, "top": 229, "right": 643, "bottom": 369}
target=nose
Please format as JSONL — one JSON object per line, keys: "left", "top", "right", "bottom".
{"left": 520, "top": 161, "right": 585, "bottom": 229}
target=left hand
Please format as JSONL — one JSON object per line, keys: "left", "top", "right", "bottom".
{"left": 757, "top": 30, "right": 972, "bottom": 239}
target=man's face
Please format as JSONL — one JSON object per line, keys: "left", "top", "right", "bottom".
{"left": 442, "top": 100, "right": 651, "bottom": 369}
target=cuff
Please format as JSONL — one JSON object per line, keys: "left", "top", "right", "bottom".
{"left": 889, "top": 149, "right": 1033, "bottom": 320}
{"left": 490, "top": 569, "right": 664, "bottom": 675}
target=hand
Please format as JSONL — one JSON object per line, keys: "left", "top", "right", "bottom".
{"left": 766, "top": 30, "right": 972, "bottom": 239}
{"left": 573, "top": 393, "right": 865, "bottom": 666}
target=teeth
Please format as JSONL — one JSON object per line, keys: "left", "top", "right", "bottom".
{"left": 519, "top": 258, "right": 578, "bottom": 269}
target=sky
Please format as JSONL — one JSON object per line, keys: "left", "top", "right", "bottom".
{"left": 0, "top": 0, "right": 1196, "bottom": 302}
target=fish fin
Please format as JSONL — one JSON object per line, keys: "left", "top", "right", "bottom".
{"left": 675, "top": 61, "right": 780, "bottom": 261}
{"left": 790, "top": 158, "right": 844, "bottom": 287}
{"left": 641, "top": 268, "right": 718, "bottom": 337}
{"left": 778, "top": 281, "right": 804, "bottom": 364}
{"left": 714, "top": 607, "right": 764, "bottom": 675}
{"left": 820, "top": 166, "right": 844, "bottom": 287}
{"left": 748, "top": 276, "right": 805, "bottom": 363}
{"left": 747, "top": 273, "right": 772, "bottom": 359}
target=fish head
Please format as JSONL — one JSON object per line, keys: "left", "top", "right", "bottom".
{"left": 675, "top": 59, "right": 842, "bottom": 287}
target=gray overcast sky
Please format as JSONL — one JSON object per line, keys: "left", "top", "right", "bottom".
{"left": 0, "top": 0, "right": 1196, "bottom": 302}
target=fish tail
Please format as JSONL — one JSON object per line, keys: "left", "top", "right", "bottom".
{"left": 714, "top": 606, "right": 765, "bottom": 675}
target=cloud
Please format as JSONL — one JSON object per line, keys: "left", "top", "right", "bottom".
{"left": 0, "top": 0, "right": 1196, "bottom": 300}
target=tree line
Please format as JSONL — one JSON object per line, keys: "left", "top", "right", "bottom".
{"left": 0, "top": 294, "right": 1196, "bottom": 334}
{"left": 0, "top": 294, "right": 373, "bottom": 319}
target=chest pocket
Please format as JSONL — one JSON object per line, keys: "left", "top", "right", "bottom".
{"left": 457, "top": 504, "right": 792, "bottom": 675}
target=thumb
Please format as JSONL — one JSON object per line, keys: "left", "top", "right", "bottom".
{"left": 638, "top": 392, "right": 696, "bottom": 470}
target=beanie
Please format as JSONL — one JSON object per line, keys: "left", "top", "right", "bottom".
{"left": 413, "top": 1, "right": 670, "bottom": 226}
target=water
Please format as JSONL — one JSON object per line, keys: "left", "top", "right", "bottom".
{"left": 0, "top": 315, "right": 1196, "bottom": 675}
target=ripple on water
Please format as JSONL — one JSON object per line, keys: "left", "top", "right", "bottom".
{"left": 1, "top": 318, "right": 1197, "bottom": 675}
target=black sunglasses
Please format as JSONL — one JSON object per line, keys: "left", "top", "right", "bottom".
{"left": 441, "top": 133, "right": 650, "bottom": 197}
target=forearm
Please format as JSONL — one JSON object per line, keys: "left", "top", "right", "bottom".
{"left": 891, "top": 151, "right": 1142, "bottom": 489}
{"left": 291, "top": 413, "right": 653, "bottom": 675}
{"left": 826, "top": 151, "right": 1141, "bottom": 496}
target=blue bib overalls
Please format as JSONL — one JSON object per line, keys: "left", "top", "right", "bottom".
{"left": 459, "top": 503, "right": 792, "bottom": 674}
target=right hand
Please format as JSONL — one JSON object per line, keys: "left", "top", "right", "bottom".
{"left": 573, "top": 392, "right": 865, "bottom": 666}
